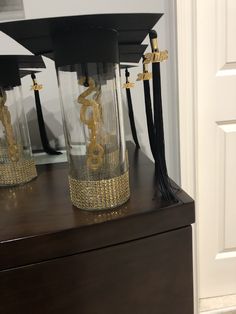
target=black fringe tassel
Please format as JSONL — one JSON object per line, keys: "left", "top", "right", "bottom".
{"left": 125, "top": 68, "right": 140, "bottom": 149}
{"left": 31, "top": 73, "right": 61, "bottom": 155}
{"left": 148, "top": 30, "right": 177, "bottom": 201}
{"left": 143, "top": 78, "right": 155, "bottom": 158}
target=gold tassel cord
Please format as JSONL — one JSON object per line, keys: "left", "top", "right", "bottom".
{"left": 78, "top": 77, "right": 104, "bottom": 171}
{"left": 0, "top": 89, "right": 19, "bottom": 162}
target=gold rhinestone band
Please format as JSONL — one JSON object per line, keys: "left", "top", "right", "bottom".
{"left": 69, "top": 170, "right": 130, "bottom": 210}
{"left": 0, "top": 158, "right": 37, "bottom": 186}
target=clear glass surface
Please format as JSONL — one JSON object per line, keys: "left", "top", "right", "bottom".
{"left": 0, "top": 85, "right": 36, "bottom": 186}
{"left": 58, "top": 62, "right": 129, "bottom": 210}
{"left": 58, "top": 63, "right": 128, "bottom": 181}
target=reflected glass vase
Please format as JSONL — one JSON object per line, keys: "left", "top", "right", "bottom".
{"left": 0, "top": 86, "right": 37, "bottom": 186}
{"left": 58, "top": 62, "right": 130, "bottom": 210}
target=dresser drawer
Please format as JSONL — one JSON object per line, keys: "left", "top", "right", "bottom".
{"left": 0, "top": 226, "right": 193, "bottom": 314}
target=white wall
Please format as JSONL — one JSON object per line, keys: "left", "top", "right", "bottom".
{"left": 0, "top": 0, "right": 24, "bottom": 21}
{"left": 0, "top": 0, "right": 180, "bottom": 183}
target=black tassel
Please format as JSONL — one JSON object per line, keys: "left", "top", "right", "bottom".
{"left": 31, "top": 73, "right": 61, "bottom": 155}
{"left": 125, "top": 68, "right": 140, "bottom": 149}
{"left": 142, "top": 65, "right": 155, "bottom": 159}
{"left": 149, "top": 30, "right": 177, "bottom": 201}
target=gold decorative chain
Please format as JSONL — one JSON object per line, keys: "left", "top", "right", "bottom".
{"left": 77, "top": 77, "right": 104, "bottom": 171}
{"left": 0, "top": 89, "right": 19, "bottom": 162}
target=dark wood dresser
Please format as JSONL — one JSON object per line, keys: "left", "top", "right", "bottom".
{"left": 0, "top": 143, "right": 195, "bottom": 314}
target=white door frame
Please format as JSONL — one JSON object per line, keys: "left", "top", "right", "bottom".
{"left": 176, "top": 0, "right": 197, "bottom": 199}
{"left": 176, "top": 0, "right": 198, "bottom": 313}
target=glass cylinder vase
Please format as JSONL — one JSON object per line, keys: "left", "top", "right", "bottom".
{"left": 58, "top": 62, "right": 130, "bottom": 210}
{"left": 0, "top": 85, "right": 37, "bottom": 186}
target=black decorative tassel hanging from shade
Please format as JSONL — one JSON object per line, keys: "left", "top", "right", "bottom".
{"left": 124, "top": 68, "right": 140, "bottom": 149}
{"left": 31, "top": 73, "right": 61, "bottom": 155}
{"left": 142, "top": 30, "right": 177, "bottom": 202}
{"left": 137, "top": 57, "right": 155, "bottom": 158}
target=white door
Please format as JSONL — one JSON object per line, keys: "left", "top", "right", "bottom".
{"left": 178, "top": 0, "right": 236, "bottom": 300}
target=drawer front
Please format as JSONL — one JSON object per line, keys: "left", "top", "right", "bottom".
{"left": 0, "top": 226, "right": 193, "bottom": 314}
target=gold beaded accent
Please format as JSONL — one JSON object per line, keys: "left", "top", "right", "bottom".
{"left": 0, "top": 159, "right": 37, "bottom": 186}
{"left": 69, "top": 170, "right": 130, "bottom": 210}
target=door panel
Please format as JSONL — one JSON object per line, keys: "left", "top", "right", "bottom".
{"left": 216, "top": 121, "right": 236, "bottom": 251}
{"left": 226, "top": 0, "right": 236, "bottom": 64}
{"left": 197, "top": 0, "right": 236, "bottom": 297}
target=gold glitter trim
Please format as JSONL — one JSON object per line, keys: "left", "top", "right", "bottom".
{"left": 0, "top": 159, "right": 37, "bottom": 186}
{"left": 69, "top": 170, "right": 130, "bottom": 210}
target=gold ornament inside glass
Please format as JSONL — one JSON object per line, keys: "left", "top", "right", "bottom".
{"left": 54, "top": 29, "right": 130, "bottom": 210}
{"left": 0, "top": 57, "right": 37, "bottom": 186}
